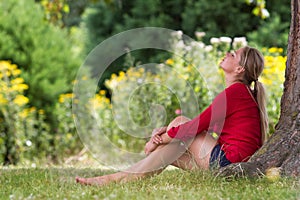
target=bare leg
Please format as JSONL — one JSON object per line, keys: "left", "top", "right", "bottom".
{"left": 75, "top": 141, "right": 187, "bottom": 186}
{"left": 76, "top": 116, "right": 217, "bottom": 186}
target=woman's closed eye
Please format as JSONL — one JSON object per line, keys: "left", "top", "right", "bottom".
{"left": 230, "top": 50, "right": 236, "bottom": 57}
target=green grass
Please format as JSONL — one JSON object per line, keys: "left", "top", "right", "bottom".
{"left": 0, "top": 167, "right": 299, "bottom": 200}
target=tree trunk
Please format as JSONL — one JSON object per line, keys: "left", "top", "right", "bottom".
{"left": 219, "top": 0, "right": 300, "bottom": 178}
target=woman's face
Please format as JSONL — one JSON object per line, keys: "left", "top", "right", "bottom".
{"left": 219, "top": 48, "right": 244, "bottom": 73}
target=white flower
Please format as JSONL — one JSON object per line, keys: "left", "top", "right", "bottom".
{"left": 197, "top": 42, "right": 205, "bottom": 49}
{"left": 233, "top": 37, "right": 248, "bottom": 48}
{"left": 175, "top": 40, "right": 185, "bottom": 49}
{"left": 176, "top": 30, "right": 183, "bottom": 37}
{"left": 233, "top": 37, "right": 247, "bottom": 43}
{"left": 26, "top": 140, "right": 32, "bottom": 146}
{"left": 195, "top": 31, "right": 206, "bottom": 40}
{"left": 190, "top": 41, "right": 204, "bottom": 49}
{"left": 220, "top": 37, "right": 232, "bottom": 44}
{"left": 137, "top": 78, "right": 143, "bottom": 84}
{"left": 262, "top": 8, "right": 270, "bottom": 18}
{"left": 171, "top": 30, "right": 183, "bottom": 40}
{"left": 185, "top": 46, "right": 192, "bottom": 51}
{"left": 210, "top": 37, "right": 220, "bottom": 44}
{"left": 205, "top": 45, "right": 213, "bottom": 52}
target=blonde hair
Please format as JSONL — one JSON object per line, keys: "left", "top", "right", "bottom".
{"left": 239, "top": 46, "right": 268, "bottom": 144}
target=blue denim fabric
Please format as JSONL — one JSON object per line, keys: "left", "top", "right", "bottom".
{"left": 209, "top": 144, "right": 231, "bottom": 169}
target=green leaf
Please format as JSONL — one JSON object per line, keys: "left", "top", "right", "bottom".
{"left": 63, "top": 4, "right": 69, "bottom": 13}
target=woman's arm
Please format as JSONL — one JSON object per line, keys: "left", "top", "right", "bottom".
{"left": 151, "top": 126, "right": 167, "bottom": 136}
{"left": 144, "top": 126, "right": 167, "bottom": 155}
{"left": 152, "top": 132, "right": 178, "bottom": 144}
{"left": 144, "top": 132, "right": 179, "bottom": 155}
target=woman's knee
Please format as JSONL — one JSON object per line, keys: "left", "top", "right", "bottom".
{"left": 167, "top": 116, "right": 190, "bottom": 131}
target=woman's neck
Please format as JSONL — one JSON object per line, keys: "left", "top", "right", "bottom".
{"left": 225, "top": 75, "right": 243, "bottom": 88}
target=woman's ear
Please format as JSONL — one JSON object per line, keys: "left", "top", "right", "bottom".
{"left": 235, "top": 66, "right": 245, "bottom": 74}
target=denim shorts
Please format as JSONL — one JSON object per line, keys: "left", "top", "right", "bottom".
{"left": 209, "top": 144, "right": 231, "bottom": 169}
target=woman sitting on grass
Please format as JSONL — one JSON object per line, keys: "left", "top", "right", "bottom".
{"left": 76, "top": 46, "right": 268, "bottom": 186}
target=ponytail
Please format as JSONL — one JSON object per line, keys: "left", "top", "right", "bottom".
{"left": 254, "top": 81, "right": 268, "bottom": 144}
{"left": 240, "top": 46, "right": 269, "bottom": 144}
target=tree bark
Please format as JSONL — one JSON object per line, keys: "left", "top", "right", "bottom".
{"left": 219, "top": 0, "right": 300, "bottom": 177}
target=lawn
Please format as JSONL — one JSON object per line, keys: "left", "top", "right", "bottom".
{"left": 0, "top": 167, "right": 299, "bottom": 200}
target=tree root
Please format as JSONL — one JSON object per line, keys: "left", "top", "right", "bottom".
{"left": 216, "top": 162, "right": 264, "bottom": 179}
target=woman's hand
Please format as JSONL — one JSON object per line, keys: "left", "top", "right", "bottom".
{"left": 144, "top": 127, "right": 166, "bottom": 155}
{"left": 151, "top": 126, "right": 167, "bottom": 137}
{"left": 144, "top": 126, "right": 174, "bottom": 155}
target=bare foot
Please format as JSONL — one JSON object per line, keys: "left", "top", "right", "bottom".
{"left": 75, "top": 172, "right": 127, "bottom": 186}
{"left": 75, "top": 176, "right": 109, "bottom": 186}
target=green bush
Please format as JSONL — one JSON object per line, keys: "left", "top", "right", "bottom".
{"left": 81, "top": 0, "right": 290, "bottom": 89}
{"left": 0, "top": 61, "right": 51, "bottom": 165}
{"left": 247, "top": 14, "right": 289, "bottom": 50}
{"left": 0, "top": 0, "right": 80, "bottom": 124}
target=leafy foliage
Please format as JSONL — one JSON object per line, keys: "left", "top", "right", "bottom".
{"left": 82, "top": 0, "right": 290, "bottom": 51}
{"left": 247, "top": 13, "right": 289, "bottom": 49}
{"left": 0, "top": 0, "right": 80, "bottom": 124}
{"left": 0, "top": 61, "right": 51, "bottom": 165}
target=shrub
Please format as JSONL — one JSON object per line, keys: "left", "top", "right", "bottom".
{"left": 53, "top": 93, "right": 82, "bottom": 159}
{"left": 260, "top": 47, "right": 286, "bottom": 135}
{"left": 247, "top": 14, "right": 289, "bottom": 50}
{"left": 0, "top": 0, "right": 80, "bottom": 129}
{"left": 0, "top": 61, "right": 50, "bottom": 165}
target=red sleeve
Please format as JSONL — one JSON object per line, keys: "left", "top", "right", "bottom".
{"left": 167, "top": 87, "right": 231, "bottom": 141}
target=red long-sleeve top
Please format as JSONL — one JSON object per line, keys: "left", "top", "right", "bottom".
{"left": 167, "top": 83, "right": 262, "bottom": 163}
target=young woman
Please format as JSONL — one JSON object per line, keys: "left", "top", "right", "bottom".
{"left": 76, "top": 46, "right": 268, "bottom": 186}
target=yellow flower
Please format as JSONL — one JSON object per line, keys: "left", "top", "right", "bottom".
{"left": 104, "top": 98, "right": 110, "bottom": 104}
{"left": 58, "top": 93, "right": 73, "bottom": 103}
{"left": 12, "top": 69, "right": 21, "bottom": 76}
{"left": 165, "top": 59, "right": 174, "bottom": 65}
{"left": 65, "top": 93, "right": 74, "bottom": 98}
{"left": 0, "top": 94, "right": 8, "bottom": 105}
{"left": 72, "top": 79, "right": 78, "bottom": 85}
{"left": 0, "top": 61, "right": 10, "bottom": 70}
{"left": 11, "top": 77, "right": 24, "bottom": 85}
{"left": 38, "top": 109, "right": 45, "bottom": 115}
{"left": 119, "top": 71, "right": 125, "bottom": 78}
{"left": 11, "top": 84, "right": 29, "bottom": 92}
{"left": 111, "top": 73, "right": 117, "bottom": 79}
{"left": 7, "top": 63, "right": 17, "bottom": 71}
{"left": 19, "top": 108, "right": 30, "bottom": 118}
{"left": 13, "top": 95, "right": 29, "bottom": 106}
{"left": 4, "top": 71, "right": 11, "bottom": 77}
{"left": 139, "top": 67, "right": 145, "bottom": 73}
{"left": 99, "top": 90, "right": 106, "bottom": 95}
{"left": 30, "top": 107, "right": 36, "bottom": 112}
{"left": 268, "top": 47, "right": 278, "bottom": 53}
{"left": 66, "top": 133, "right": 72, "bottom": 140}
{"left": 59, "top": 95, "right": 65, "bottom": 103}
